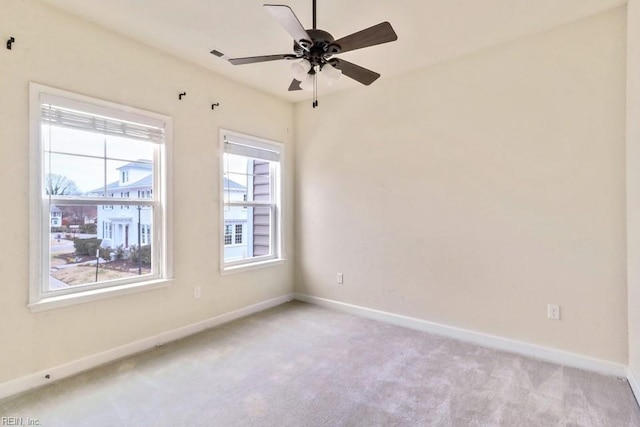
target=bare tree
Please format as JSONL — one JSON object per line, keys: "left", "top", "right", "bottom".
{"left": 46, "top": 173, "right": 79, "bottom": 196}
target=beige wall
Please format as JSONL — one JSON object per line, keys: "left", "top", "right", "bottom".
{"left": 0, "top": 0, "right": 294, "bottom": 383}
{"left": 295, "top": 8, "right": 627, "bottom": 362}
{"left": 628, "top": 0, "right": 640, "bottom": 377}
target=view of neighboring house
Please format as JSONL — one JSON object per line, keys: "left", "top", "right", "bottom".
{"left": 223, "top": 177, "right": 249, "bottom": 261}
{"left": 95, "top": 160, "right": 154, "bottom": 249}
{"left": 50, "top": 206, "right": 62, "bottom": 227}
{"left": 51, "top": 205, "right": 96, "bottom": 228}
{"left": 223, "top": 158, "right": 272, "bottom": 262}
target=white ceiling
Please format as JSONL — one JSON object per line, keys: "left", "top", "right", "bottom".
{"left": 39, "top": 0, "right": 626, "bottom": 103}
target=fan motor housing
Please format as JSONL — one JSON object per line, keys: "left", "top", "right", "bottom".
{"left": 307, "top": 29, "right": 334, "bottom": 44}
{"left": 294, "top": 29, "right": 341, "bottom": 64}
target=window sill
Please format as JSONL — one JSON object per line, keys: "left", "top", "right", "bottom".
{"left": 221, "top": 258, "right": 286, "bottom": 276}
{"left": 28, "top": 278, "right": 173, "bottom": 313}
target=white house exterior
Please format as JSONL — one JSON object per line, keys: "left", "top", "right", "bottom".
{"left": 50, "top": 206, "right": 62, "bottom": 227}
{"left": 223, "top": 178, "right": 249, "bottom": 261}
{"left": 96, "top": 161, "right": 154, "bottom": 249}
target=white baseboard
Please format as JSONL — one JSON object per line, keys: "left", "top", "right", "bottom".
{"left": 628, "top": 366, "right": 640, "bottom": 405}
{"left": 1, "top": 292, "right": 631, "bottom": 402}
{"left": 0, "top": 293, "right": 294, "bottom": 401}
{"left": 294, "top": 293, "right": 627, "bottom": 378}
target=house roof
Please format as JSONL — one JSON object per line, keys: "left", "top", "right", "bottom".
{"left": 113, "top": 174, "right": 153, "bottom": 191}
{"left": 224, "top": 177, "right": 245, "bottom": 191}
{"left": 90, "top": 176, "right": 245, "bottom": 194}
{"left": 89, "top": 174, "right": 153, "bottom": 194}
{"left": 117, "top": 160, "right": 152, "bottom": 171}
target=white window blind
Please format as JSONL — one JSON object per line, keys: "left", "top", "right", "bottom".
{"left": 40, "top": 94, "right": 165, "bottom": 143}
{"left": 224, "top": 135, "right": 280, "bottom": 162}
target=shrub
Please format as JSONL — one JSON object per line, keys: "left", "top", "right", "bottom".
{"left": 73, "top": 237, "right": 102, "bottom": 257}
{"left": 98, "top": 247, "right": 113, "bottom": 261}
{"left": 114, "top": 245, "right": 125, "bottom": 261}
{"left": 130, "top": 245, "right": 152, "bottom": 266}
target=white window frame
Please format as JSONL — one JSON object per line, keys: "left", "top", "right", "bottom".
{"left": 29, "top": 83, "right": 173, "bottom": 312}
{"left": 220, "top": 129, "right": 285, "bottom": 273}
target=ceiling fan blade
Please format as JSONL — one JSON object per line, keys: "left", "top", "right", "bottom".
{"left": 264, "top": 4, "right": 312, "bottom": 48}
{"left": 332, "top": 59, "right": 380, "bottom": 86}
{"left": 228, "top": 54, "right": 294, "bottom": 65}
{"left": 288, "top": 79, "right": 302, "bottom": 91}
{"left": 334, "top": 22, "right": 398, "bottom": 54}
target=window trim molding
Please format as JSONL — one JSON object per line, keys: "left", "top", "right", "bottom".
{"left": 29, "top": 83, "right": 173, "bottom": 311}
{"left": 219, "top": 128, "right": 285, "bottom": 273}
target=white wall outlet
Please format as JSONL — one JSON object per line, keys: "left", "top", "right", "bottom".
{"left": 337, "top": 273, "right": 344, "bottom": 284}
{"left": 547, "top": 304, "right": 560, "bottom": 320}
{"left": 194, "top": 287, "right": 201, "bottom": 299}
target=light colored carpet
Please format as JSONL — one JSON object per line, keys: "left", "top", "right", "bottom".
{"left": 1, "top": 301, "right": 639, "bottom": 426}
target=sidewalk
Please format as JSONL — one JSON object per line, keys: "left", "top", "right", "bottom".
{"left": 49, "top": 276, "right": 69, "bottom": 290}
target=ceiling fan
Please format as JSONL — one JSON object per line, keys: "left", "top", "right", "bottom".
{"left": 211, "top": 0, "right": 398, "bottom": 108}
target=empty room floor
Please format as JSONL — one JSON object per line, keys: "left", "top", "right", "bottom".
{"left": 1, "top": 301, "right": 638, "bottom": 426}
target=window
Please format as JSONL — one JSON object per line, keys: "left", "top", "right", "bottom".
{"left": 224, "top": 225, "right": 233, "bottom": 245}
{"left": 29, "top": 83, "right": 172, "bottom": 311}
{"left": 141, "top": 224, "right": 151, "bottom": 245}
{"left": 103, "top": 222, "right": 113, "bottom": 239}
{"left": 221, "top": 130, "right": 283, "bottom": 270}
{"left": 235, "top": 224, "right": 243, "bottom": 244}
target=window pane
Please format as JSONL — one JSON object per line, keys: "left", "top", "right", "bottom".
{"left": 48, "top": 204, "right": 153, "bottom": 292}
{"left": 47, "top": 153, "right": 104, "bottom": 196}
{"left": 223, "top": 206, "right": 271, "bottom": 262}
{"left": 45, "top": 125, "right": 105, "bottom": 158}
{"left": 106, "top": 159, "right": 154, "bottom": 199}
{"left": 106, "top": 136, "right": 154, "bottom": 163}
{"left": 223, "top": 153, "right": 272, "bottom": 203}
{"left": 44, "top": 135, "right": 154, "bottom": 198}
{"left": 223, "top": 154, "right": 244, "bottom": 201}
{"left": 223, "top": 174, "right": 248, "bottom": 203}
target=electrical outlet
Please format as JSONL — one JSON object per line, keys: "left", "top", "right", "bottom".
{"left": 547, "top": 304, "right": 560, "bottom": 320}
{"left": 337, "top": 273, "right": 344, "bottom": 284}
{"left": 194, "top": 287, "right": 201, "bottom": 299}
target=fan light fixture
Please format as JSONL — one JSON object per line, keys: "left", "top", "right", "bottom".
{"left": 291, "top": 59, "right": 311, "bottom": 81}
{"left": 299, "top": 74, "right": 314, "bottom": 91}
{"left": 322, "top": 63, "right": 342, "bottom": 82}
{"left": 291, "top": 60, "right": 341, "bottom": 91}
